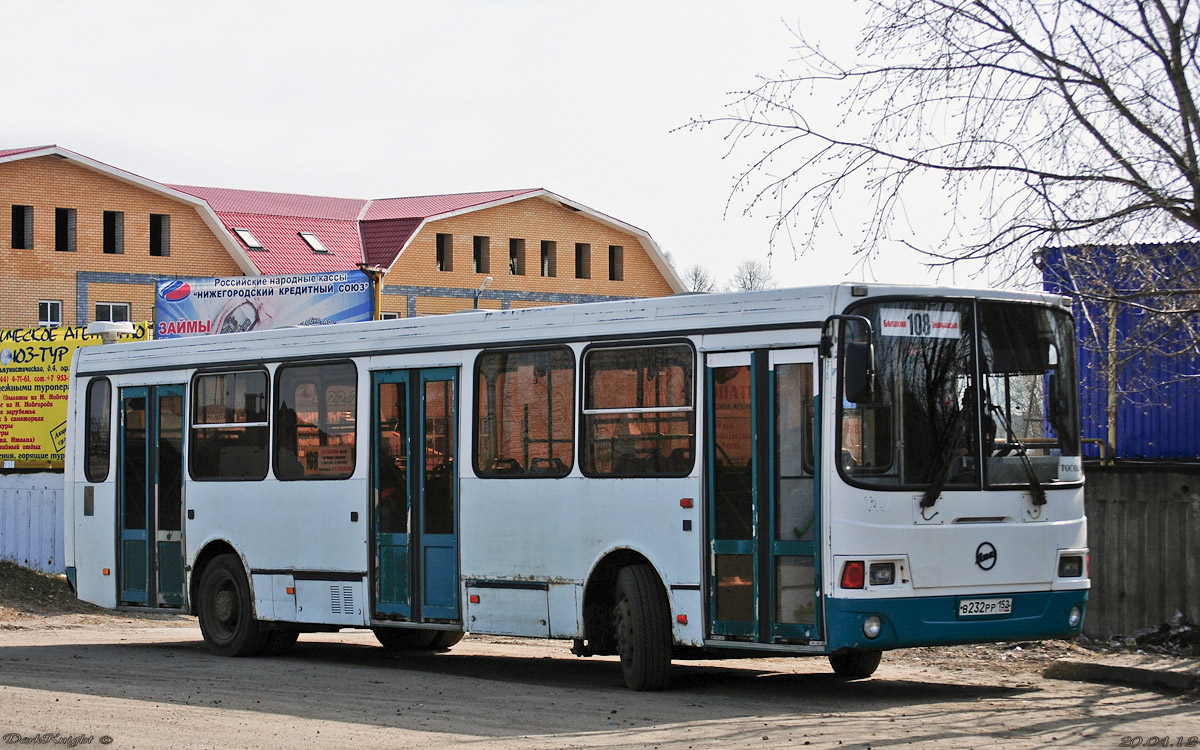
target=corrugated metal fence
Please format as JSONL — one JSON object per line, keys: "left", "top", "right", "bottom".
{"left": 0, "top": 474, "right": 64, "bottom": 574}
{"left": 1083, "top": 464, "right": 1200, "bottom": 638}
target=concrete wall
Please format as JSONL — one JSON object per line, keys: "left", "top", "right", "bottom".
{"left": 0, "top": 472, "right": 64, "bottom": 573}
{"left": 1083, "top": 463, "right": 1200, "bottom": 638}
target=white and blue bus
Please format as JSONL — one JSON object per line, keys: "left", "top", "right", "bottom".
{"left": 63, "top": 284, "right": 1089, "bottom": 690}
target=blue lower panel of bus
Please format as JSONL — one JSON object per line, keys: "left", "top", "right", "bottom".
{"left": 823, "top": 590, "right": 1088, "bottom": 652}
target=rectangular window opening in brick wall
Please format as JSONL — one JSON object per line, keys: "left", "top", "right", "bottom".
{"left": 575, "top": 242, "right": 591, "bottom": 279}
{"left": 541, "top": 240, "right": 556, "bottom": 277}
{"left": 437, "top": 233, "right": 453, "bottom": 271}
{"left": 38, "top": 300, "right": 61, "bottom": 328}
{"left": 609, "top": 245, "right": 624, "bottom": 281}
{"left": 55, "top": 208, "right": 76, "bottom": 252}
{"left": 95, "top": 302, "right": 131, "bottom": 323}
{"left": 509, "top": 238, "right": 525, "bottom": 275}
{"left": 103, "top": 211, "right": 125, "bottom": 254}
{"left": 11, "top": 205, "right": 32, "bottom": 249}
{"left": 474, "top": 235, "right": 490, "bottom": 274}
{"left": 150, "top": 214, "right": 171, "bottom": 257}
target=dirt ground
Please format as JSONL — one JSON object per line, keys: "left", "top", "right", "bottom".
{"left": 1, "top": 562, "right": 1195, "bottom": 749}
{"left": 0, "top": 560, "right": 1104, "bottom": 676}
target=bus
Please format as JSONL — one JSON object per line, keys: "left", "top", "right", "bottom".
{"left": 63, "top": 284, "right": 1089, "bottom": 690}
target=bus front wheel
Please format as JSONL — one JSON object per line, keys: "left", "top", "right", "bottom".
{"left": 613, "top": 564, "right": 672, "bottom": 691}
{"left": 197, "top": 554, "right": 267, "bottom": 657}
{"left": 829, "top": 649, "right": 882, "bottom": 678}
{"left": 263, "top": 629, "right": 300, "bottom": 655}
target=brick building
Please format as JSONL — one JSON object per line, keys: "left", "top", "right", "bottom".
{"left": 0, "top": 145, "right": 682, "bottom": 329}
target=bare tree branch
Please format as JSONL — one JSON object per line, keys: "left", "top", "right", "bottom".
{"left": 684, "top": 0, "right": 1200, "bottom": 272}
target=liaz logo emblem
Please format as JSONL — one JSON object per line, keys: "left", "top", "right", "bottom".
{"left": 975, "top": 542, "right": 998, "bottom": 571}
{"left": 159, "top": 281, "right": 192, "bottom": 301}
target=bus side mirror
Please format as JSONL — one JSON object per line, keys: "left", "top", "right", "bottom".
{"left": 844, "top": 338, "right": 875, "bottom": 404}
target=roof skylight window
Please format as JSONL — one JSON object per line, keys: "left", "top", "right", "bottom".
{"left": 299, "top": 232, "right": 329, "bottom": 253}
{"left": 234, "top": 229, "right": 264, "bottom": 250}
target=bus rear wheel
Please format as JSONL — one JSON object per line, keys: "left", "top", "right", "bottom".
{"left": 197, "top": 554, "right": 267, "bottom": 657}
{"left": 373, "top": 627, "right": 437, "bottom": 651}
{"left": 613, "top": 564, "right": 672, "bottom": 691}
{"left": 829, "top": 649, "right": 882, "bottom": 678}
{"left": 429, "top": 631, "right": 465, "bottom": 651}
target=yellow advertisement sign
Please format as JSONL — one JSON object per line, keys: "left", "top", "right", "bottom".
{"left": 0, "top": 324, "right": 150, "bottom": 469}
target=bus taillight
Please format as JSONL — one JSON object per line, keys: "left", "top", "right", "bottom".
{"left": 840, "top": 561, "right": 865, "bottom": 589}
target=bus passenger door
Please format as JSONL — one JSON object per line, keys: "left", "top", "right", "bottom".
{"left": 706, "top": 349, "right": 821, "bottom": 643}
{"left": 118, "top": 384, "right": 186, "bottom": 608}
{"left": 373, "top": 371, "right": 412, "bottom": 618}
{"left": 372, "top": 368, "right": 460, "bottom": 623}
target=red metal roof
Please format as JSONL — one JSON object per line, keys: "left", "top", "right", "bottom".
{"left": 170, "top": 185, "right": 368, "bottom": 220}
{"left": 363, "top": 189, "right": 540, "bottom": 220}
{"left": 361, "top": 218, "right": 423, "bottom": 269}
{"left": 0, "top": 145, "right": 55, "bottom": 159}
{"left": 174, "top": 186, "right": 543, "bottom": 273}
{"left": 169, "top": 186, "right": 368, "bottom": 274}
{"left": 216, "top": 213, "right": 364, "bottom": 275}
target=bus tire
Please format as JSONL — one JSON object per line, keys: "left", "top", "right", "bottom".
{"left": 429, "top": 631, "right": 465, "bottom": 651}
{"left": 613, "top": 564, "right": 672, "bottom": 691}
{"left": 197, "top": 554, "right": 268, "bottom": 657}
{"left": 263, "top": 629, "right": 300, "bottom": 655}
{"left": 829, "top": 649, "right": 882, "bottom": 678}
{"left": 373, "top": 627, "right": 437, "bottom": 651}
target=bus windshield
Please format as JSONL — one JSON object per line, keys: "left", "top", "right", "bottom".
{"left": 839, "top": 299, "right": 1081, "bottom": 492}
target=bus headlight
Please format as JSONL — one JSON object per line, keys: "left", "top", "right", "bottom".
{"left": 1068, "top": 606, "right": 1083, "bottom": 629}
{"left": 868, "top": 563, "right": 895, "bottom": 586}
{"left": 863, "top": 615, "right": 882, "bottom": 639}
{"left": 1058, "top": 555, "right": 1084, "bottom": 578}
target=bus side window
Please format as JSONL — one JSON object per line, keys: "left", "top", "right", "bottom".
{"left": 582, "top": 343, "right": 695, "bottom": 477}
{"left": 84, "top": 377, "right": 112, "bottom": 483}
{"left": 840, "top": 404, "right": 893, "bottom": 475}
{"left": 474, "top": 347, "right": 574, "bottom": 478}
{"left": 275, "top": 362, "right": 357, "bottom": 481}
{"left": 190, "top": 371, "right": 269, "bottom": 481}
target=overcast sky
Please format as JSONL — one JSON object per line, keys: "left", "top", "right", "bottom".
{"left": 5, "top": 1, "right": 994, "bottom": 291}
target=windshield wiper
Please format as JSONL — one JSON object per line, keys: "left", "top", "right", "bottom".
{"left": 989, "top": 404, "right": 1047, "bottom": 506}
{"left": 921, "top": 404, "right": 969, "bottom": 510}
{"left": 920, "top": 448, "right": 956, "bottom": 509}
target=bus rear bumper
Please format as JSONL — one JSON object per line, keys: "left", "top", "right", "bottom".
{"left": 823, "top": 589, "right": 1089, "bottom": 653}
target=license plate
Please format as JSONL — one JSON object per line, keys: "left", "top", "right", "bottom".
{"left": 958, "top": 598, "right": 1012, "bottom": 617}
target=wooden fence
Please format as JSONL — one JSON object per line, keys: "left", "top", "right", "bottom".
{"left": 1082, "top": 463, "right": 1200, "bottom": 638}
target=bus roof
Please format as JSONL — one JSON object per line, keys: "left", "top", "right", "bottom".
{"left": 73, "top": 283, "right": 1066, "bottom": 376}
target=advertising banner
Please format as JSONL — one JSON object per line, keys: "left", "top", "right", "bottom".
{"left": 155, "top": 270, "right": 374, "bottom": 339}
{"left": 0, "top": 323, "right": 150, "bottom": 469}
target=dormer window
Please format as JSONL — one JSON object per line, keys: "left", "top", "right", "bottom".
{"left": 234, "top": 228, "right": 264, "bottom": 250}
{"left": 299, "top": 231, "right": 329, "bottom": 253}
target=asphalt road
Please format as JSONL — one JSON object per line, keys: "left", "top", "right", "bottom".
{"left": 0, "top": 624, "right": 1195, "bottom": 749}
